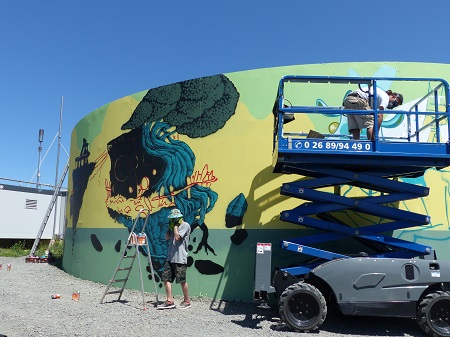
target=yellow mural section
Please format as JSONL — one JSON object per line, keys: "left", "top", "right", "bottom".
{"left": 69, "top": 95, "right": 142, "bottom": 229}
{"left": 69, "top": 93, "right": 303, "bottom": 230}
{"left": 68, "top": 61, "right": 450, "bottom": 232}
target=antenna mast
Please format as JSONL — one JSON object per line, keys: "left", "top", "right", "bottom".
{"left": 52, "top": 96, "right": 64, "bottom": 240}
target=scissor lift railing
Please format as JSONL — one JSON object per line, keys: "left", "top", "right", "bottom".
{"left": 273, "top": 75, "right": 450, "bottom": 278}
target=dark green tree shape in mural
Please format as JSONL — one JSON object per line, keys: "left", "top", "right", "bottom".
{"left": 121, "top": 74, "right": 239, "bottom": 137}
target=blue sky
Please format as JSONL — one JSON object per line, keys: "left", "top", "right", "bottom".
{"left": 2, "top": 0, "right": 450, "bottom": 189}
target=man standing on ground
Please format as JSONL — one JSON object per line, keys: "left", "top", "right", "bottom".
{"left": 157, "top": 208, "right": 192, "bottom": 310}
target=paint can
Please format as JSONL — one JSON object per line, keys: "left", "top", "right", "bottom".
{"left": 72, "top": 290, "right": 80, "bottom": 302}
{"left": 138, "top": 233, "right": 147, "bottom": 245}
{"left": 130, "top": 232, "right": 138, "bottom": 245}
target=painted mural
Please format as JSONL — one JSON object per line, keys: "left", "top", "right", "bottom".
{"left": 64, "top": 62, "right": 450, "bottom": 302}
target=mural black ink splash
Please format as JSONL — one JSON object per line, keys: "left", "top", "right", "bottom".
{"left": 230, "top": 229, "right": 248, "bottom": 245}
{"left": 91, "top": 234, "right": 103, "bottom": 252}
{"left": 194, "top": 260, "right": 225, "bottom": 275}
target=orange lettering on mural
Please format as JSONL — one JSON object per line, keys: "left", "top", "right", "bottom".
{"left": 104, "top": 164, "right": 217, "bottom": 216}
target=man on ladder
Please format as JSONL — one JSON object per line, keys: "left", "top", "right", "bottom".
{"left": 157, "top": 208, "right": 192, "bottom": 310}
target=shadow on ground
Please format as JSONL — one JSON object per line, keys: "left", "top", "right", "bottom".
{"left": 210, "top": 300, "right": 428, "bottom": 337}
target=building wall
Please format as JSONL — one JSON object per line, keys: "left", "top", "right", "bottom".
{"left": 63, "top": 62, "right": 450, "bottom": 302}
{"left": 0, "top": 184, "right": 66, "bottom": 240}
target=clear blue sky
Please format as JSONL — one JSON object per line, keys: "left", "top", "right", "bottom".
{"left": 1, "top": 0, "right": 450, "bottom": 189}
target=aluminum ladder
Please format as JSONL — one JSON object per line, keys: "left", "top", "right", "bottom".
{"left": 100, "top": 208, "right": 159, "bottom": 310}
{"left": 29, "top": 160, "right": 69, "bottom": 257}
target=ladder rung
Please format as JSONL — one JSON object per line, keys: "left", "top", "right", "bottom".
{"left": 117, "top": 267, "right": 132, "bottom": 271}
{"left": 105, "top": 290, "right": 123, "bottom": 295}
{"left": 123, "top": 255, "right": 136, "bottom": 259}
{"left": 112, "top": 278, "right": 127, "bottom": 283}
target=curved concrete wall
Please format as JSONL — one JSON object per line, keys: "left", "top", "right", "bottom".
{"left": 63, "top": 62, "right": 450, "bottom": 301}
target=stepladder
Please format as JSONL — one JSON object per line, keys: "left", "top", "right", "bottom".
{"left": 100, "top": 208, "right": 159, "bottom": 310}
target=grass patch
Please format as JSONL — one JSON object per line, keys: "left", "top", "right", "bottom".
{"left": 0, "top": 240, "right": 29, "bottom": 257}
{"left": 0, "top": 239, "right": 64, "bottom": 258}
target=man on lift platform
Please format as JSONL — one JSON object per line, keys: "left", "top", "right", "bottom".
{"left": 343, "top": 87, "right": 403, "bottom": 140}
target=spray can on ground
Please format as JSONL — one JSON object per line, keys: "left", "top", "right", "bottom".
{"left": 72, "top": 291, "right": 80, "bottom": 302}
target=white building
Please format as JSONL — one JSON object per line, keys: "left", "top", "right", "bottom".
{"left": 0, "top": 183, "right": 66, "bottom": 240}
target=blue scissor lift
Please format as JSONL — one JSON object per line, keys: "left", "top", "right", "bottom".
{"left": 254, "top": 76, "right": 450, "bottom": 337}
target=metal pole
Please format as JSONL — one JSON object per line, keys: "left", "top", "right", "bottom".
{"left": 52, "top": 96, "right": 63, "bottom": 240}
{"left": 37, "top": 129, "right": 44, "bottom": 191}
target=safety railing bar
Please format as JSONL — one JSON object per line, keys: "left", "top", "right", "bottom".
{"left": 279, "top": 77, "right": 449, "bottom": 115}
{"left": 380, "top": 136, "right": 411, "bottom": 141}
{"left": 282, "top": 132, "right": 352, "bottom": 138}
{"left": 435, "top": 91, "right": 441, "bottom": 143}
{"left": 281, "top": 75, "right": 450, "bottom": 85}
{"left": 409, "top": 115, "right": 448, "bottom": 141}
{"left": 281, "top": 107, "right": 371, "bottom": 114}
{"left": 415, "top": 104, "right": 420, "bottom": 142}
{"left": 280, "top": 113, "right": 447, "bottom": 144}
{"left": 282, "top": 76, "right": 372, "bottom": 85}
{"left": 282, "top": 130, "right": 428, "bottom": 142}
{"left": 279, "top": 108, "right": 449, "bottom": 118}
{"left": 275, "top": 76, "right": 450, "bottom": 147}
{"left": 282, "top": 105, "right": 345, "bottom": 110}
{"left": 280, "top": 109, "right": 448, "bottom": 126}
{"left": 407, "top": 113, "right": 411, "bottom": 142}
{"left": 408, "top": 82, "right": 445, "bottom": 113}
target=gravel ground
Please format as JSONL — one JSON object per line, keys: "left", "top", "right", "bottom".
{"left": 0, "top": 257, "right": 428, "bottom": 337}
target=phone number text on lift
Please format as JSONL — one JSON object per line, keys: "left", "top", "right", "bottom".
{"left": 293, "top": 140, "right": 372, "bottom": 151}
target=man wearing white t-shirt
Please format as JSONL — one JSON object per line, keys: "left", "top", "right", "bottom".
{"left": 344, "top": 87, "right": 403, "bottom": 140}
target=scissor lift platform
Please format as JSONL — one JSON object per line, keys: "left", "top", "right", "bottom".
{"left": 273, "top": 75, "right": 450, "bottom": 176}
{"left": 255, "top": 75, "right": 450, "bottom": 337}
{"left": 274, "top": 140, "right": 450, "bottom": 177}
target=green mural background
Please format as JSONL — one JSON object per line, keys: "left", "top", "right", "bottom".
{"left": 63, "top": 62, "right": 450, "bottom": 302}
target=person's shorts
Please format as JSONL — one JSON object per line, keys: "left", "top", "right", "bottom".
{"left": 347, "top": 114, "right": 374, "bottom": 130}
{"left": 161, "top": 261, "right": 187, "bottom": 283}
{"left": 344, "top": 96, "right": 373, "bottom": 130}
